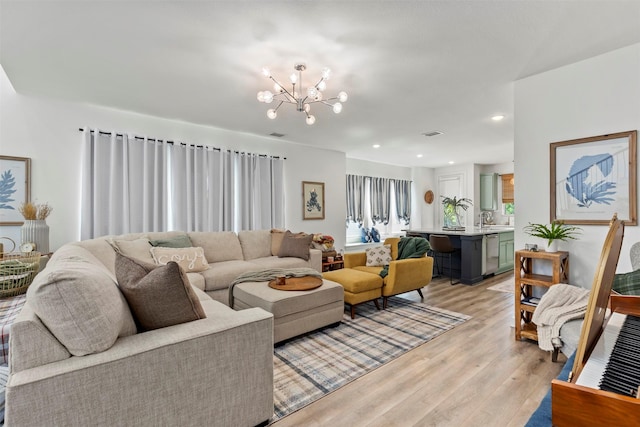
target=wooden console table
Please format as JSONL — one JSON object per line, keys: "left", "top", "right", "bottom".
{"left": 514, "top": 250, "right": 569, "bottom": 342}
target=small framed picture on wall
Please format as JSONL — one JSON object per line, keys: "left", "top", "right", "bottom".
{"left": 302, "top": 181, "right": 325, "bottom": 220}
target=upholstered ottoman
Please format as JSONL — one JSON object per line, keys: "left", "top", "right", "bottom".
{"left": 322, "top": 269, "right": 383, "bottom": 318}
{"left": 231, "top": 279, "right": 344, "bottom": 343}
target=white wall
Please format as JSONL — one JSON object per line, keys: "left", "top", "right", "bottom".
{"left": 411, "top": 167, "right": 436, "bottom": 230}
{"left": 0, "top": 66, "right": 347, "bottom": 251}
{"left": 515, "top": 43, "right": 640, "bottom": 287}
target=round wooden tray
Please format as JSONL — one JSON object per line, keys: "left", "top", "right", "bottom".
{"left": 268, "top": 276, "right": 323, "bottom": 291}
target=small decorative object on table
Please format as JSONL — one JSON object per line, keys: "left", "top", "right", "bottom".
{"left": 0, "top": 251, "right": 41, "bottom": 297}
{"left": 523, "top": 221, "right": 581, "bottom": 252}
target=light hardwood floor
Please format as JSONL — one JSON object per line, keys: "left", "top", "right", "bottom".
{"left": 273, "top": 272, "right": 566, "bottom": 427}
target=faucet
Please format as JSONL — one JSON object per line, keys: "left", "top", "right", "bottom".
{"left": 480, "top": 211, "right": 491, "bottom": 228}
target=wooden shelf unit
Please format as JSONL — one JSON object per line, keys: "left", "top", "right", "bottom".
{"left": 322, "top": 259, "right": 344, "bottom": 272}
{"left": 514, "top": 250, "right": 569, "bottom": 341}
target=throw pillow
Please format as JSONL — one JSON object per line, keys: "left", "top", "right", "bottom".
{"left": 613, "top": 269, "right": 640, "bottom": 296}
{"left": 150, "top": 246, "right": 209, "bottom": 273}
{"left": 115, "top": 253, "right": 206, "bottom": 331}
{"left": 110, "top": 237, "right": 154, "bottom": 263}
{"left": 271, "top": 229, "right": 287, "bottom": 256}
{"left": 366, "top": 244, "right": 392, "bottom": 267}
{"left": 149, "top": 234, "right": 192, "bottom": 248}
{"left": 278, "top": 231, "right": 313, "bottom": 261}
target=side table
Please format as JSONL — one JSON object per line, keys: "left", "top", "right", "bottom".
{"left": 322, "top": 259, "right": 344, "bottom": 272}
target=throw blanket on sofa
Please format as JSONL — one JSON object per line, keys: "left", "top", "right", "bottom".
{"left": 228, "top": 267, "right": 322, "bottom": 307}
{"left": 531, "top": 284, "right": 590, "bottom": 352}
{"left": 380, "top": 237, "right": 430, "bottom": 278}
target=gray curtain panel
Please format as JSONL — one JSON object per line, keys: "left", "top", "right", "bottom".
{"left": 346, "top": 174, "right": 366, "bottom": 226}
{"left": 370, "top": 177, "right": 391, "bottom": 225}
{"left": 394, "top": 179, "right": 412, "bottom": 225}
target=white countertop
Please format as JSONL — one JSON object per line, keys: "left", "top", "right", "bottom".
{"left": 405, "top": 226, "right": 514, "bottom": 236}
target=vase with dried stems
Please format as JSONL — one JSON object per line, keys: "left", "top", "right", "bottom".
{"left": 19, "top": 202, "right": 53, "bottom": 254}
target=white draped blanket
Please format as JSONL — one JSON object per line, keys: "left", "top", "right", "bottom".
{"left": 531, "top": 283, "right": 590, "bottom": 352}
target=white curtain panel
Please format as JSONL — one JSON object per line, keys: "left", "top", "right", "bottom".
{"left": 80, "top": 129, "right": 169, "bottom": 239}
{"left": 81, "top": 130, "right": 285, "bottom": 236}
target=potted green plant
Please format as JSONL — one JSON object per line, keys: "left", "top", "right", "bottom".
{"left": 523, "top": 221, "right": 581, "bottom": 252}
{"left": 441, "top": 196, "right": 472, "bottom": 228}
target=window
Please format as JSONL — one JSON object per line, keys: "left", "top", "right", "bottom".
{"left": 501, "top": 173, "right": 514, "bottom": 216}
{"left": 346, "top": 175, "right": 411, "bottom": 243}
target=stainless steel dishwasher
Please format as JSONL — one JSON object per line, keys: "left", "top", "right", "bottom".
{"left": 484, "top": 234, "right": 499, "bottom": 275}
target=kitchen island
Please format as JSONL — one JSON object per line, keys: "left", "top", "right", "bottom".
{"left": 405, "top": 227, "right": 515, "bottom": 285}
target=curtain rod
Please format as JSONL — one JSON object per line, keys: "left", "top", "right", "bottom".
{"left": 347, "top": 173, "right": 412, "bottom": 182}
{"left": 78, "top": 128, "right": 286, "bottom": 159}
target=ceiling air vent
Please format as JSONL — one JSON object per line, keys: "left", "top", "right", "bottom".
{"left": 422, "top": 131, "right": 443, "bottom": 137}
{"left": 269, "top": 132, "right": 286, "bottom": 138}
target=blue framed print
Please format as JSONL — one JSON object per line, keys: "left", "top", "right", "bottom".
{"left": 550, "top": 131, "right": 637, "bottom": 225}
{"left": 0, "top": 155, "right": 31, "bottom": 225}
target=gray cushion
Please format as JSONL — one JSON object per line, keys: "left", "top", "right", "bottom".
{"left": 149, "top": 234, "right": 192, "bottom": 248}
{"left": 278, "top": 231, "right": 312, "bottom": 261}
{"left": 115, "top": 253, "right": 206, "bottom": 331}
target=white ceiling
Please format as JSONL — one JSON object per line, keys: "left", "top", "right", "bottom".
{"left": 2, "top": 1, "right": 640, "bottom": 168}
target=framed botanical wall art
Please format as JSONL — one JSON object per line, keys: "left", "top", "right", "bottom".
{"left": 302, "top": 181, "right": 325, "bottom": 220}
{"left": 550, "top": 130, "right": 637, "bottom": 225}
{"left": 0, "top": 155, "right": 31, "bottom": 225}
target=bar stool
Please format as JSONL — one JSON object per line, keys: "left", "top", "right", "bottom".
{"left": 429, "top": 235, "right": 459, "bottom": 285}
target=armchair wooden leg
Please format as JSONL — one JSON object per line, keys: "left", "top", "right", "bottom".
{"left": 350, "top": 305, "right": 356, "bottom": 319}
{"left": 383, "top": 296, "right": 388, "bottom": 309}
{"left": 373, "top": 298, "right": 381, "bottom": 310}
{"left": 417, "top": 288, "right": 424, "bottom": 299}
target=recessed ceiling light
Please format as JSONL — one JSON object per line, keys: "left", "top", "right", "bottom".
{"left": 417, "top": 154, "right": 423, "bottom": 158}
{"left": 491, "top": 115, "right": 505, "bottom": 121}
{"left": 373, "top": 144, "right": 380, "bottom": 148}
{"left": 448, "top": 161, "right": 454, "bottom": 164}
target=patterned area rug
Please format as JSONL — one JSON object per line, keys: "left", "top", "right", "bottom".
{"left": 271, "top": 297, "right": 470, "bottom": 423}
{"left": 487, "top": 278, "right": 514, "bottom": 293}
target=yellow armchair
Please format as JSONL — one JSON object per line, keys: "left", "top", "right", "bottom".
{"left": 346, "top": 237, "right": 434, "bottom": 308}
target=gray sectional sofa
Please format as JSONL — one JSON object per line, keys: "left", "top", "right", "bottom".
{"left": 5, "top": 229, "right": 323, "bottom": 426}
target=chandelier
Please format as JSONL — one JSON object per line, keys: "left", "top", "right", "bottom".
{"left": 257, "top": 63, "right": 348, "bottom": 125}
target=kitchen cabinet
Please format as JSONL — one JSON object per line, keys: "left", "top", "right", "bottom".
{"left": 480, "top": 173, "right": 498, "bottom": 211}
{"left": 497, "top": 231, "right": 514, "bottom": 274}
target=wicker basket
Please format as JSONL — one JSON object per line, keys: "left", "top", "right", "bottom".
{"left": 0, "top": 252, "right": 41, "bottom": 298}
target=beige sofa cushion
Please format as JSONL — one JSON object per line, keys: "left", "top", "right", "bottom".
{"left": 115, "top": 253, "right": 206, "bottom": 331}
{"left": 238, "top": 230, "right": 272, "bottom": 260}
{"left": 110, "top": 237, "right": 154, "bottom": 263}
{"left": 188, "top": 231, "right": 243, "bottom": 262}
{"left": 27, "top": 246, "right": 137, "bottom": 356}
